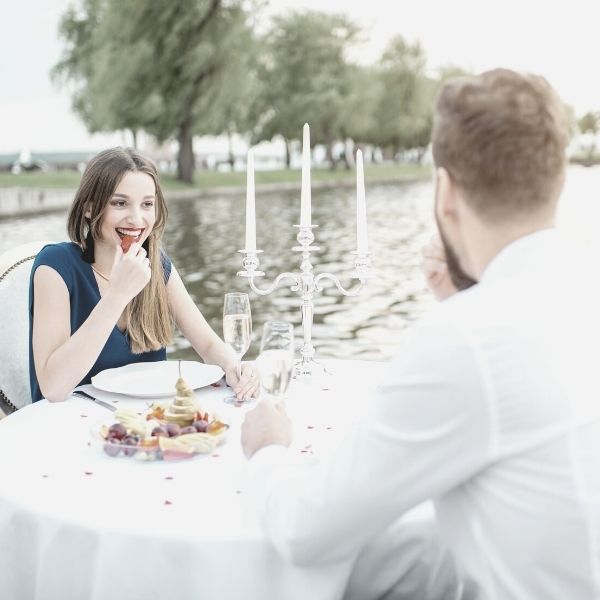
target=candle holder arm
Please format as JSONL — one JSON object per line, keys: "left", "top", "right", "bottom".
{"left": 245, "top": 272, "right": 302, "bottom": 296}
{"left": 313, "top": 272, "right": 366, "bottom": 297}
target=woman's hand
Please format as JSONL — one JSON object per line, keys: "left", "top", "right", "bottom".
{"left": 225, "top": 361, "right": 260, "bottom": 402}
{"left": 107, "top": 242, "right": 151, "bottom": 304}
{"left": 421, "top": 234, "right": 459, "bottom": 301}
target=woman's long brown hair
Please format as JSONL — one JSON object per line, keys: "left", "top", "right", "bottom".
{"left": 67, "top": 147, "right": 173, "bottom": 353}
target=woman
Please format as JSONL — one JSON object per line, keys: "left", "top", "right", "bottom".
{"left": 29, "top": 147, "right": 258, "bottom": 402}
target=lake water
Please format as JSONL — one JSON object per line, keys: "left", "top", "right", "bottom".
{"left": 2, "top": 165, "right": 599, "bottom": 362}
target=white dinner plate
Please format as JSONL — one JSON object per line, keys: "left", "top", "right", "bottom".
{"left": 91, "top": 361, "right": 224, "bottom": 398}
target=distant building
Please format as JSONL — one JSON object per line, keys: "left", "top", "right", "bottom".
{"left": 0, "top": 150, "right": 96, "bottom": 173}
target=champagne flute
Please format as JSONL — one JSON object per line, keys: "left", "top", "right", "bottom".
{"left": 256, "top": 321, "right": 294, "bottom": 403}
{"left": 223, "top": 292, "right": 252, "bottom": 404}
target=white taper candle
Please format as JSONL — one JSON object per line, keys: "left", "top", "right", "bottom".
{"left": 245, "top": 149, "right": 256, "bottom": 252}
{"left": 300, "top": 123, "right": 311, "bottom": 226}
{"left": 356, "top": 149, "right": 368, "bottom": 254}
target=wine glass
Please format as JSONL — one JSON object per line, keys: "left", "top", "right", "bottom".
{"left": 223, "top": 292, "right": 252, "bottom": 404}
{"left": 256, "top": 321, "right": 294, "bottom": 403}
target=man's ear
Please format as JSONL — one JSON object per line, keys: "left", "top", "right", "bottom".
{"left": 435, "top": 167, "right": 458, "bottom": 218}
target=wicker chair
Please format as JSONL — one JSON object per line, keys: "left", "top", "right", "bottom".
{"left": 0, "top": 241, "right": 53, "bottom": 417}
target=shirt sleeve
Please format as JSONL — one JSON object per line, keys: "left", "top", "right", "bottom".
{"left": 245, "top": 319, "right": 495, "bottom": 567}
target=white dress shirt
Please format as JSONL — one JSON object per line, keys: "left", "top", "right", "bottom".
{"left": 246, "top": 229, "right": 600, "bottom": 600}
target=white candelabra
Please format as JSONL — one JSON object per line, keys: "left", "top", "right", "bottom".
{"left": 237, "top": 124, "right": 371, "bottom": 376}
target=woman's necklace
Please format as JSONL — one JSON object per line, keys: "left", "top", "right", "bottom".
{"left": 91, "top": 265, "right": 110, "bottom": 282}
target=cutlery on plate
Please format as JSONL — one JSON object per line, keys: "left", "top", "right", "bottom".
{"left": 71, "top": 390, "right": 117, "bottom": 412}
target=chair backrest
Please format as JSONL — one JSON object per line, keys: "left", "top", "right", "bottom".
{"left": 0, "top": 241, "right": 54, "bottom": 415}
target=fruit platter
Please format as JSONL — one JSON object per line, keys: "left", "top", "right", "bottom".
{"left": 95, "top": 372, "right": 228, "bottom": 461}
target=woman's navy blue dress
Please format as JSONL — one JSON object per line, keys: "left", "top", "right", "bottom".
{"left": 29, "top": 242, "right": 171, "bottom": 402}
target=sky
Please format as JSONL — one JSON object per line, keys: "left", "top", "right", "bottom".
{"left": 1, "top": 0, "right": 600, "bottom": 153}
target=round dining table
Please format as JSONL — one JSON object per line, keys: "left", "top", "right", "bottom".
{"left": 0, "top": 358, "right": 434, "bottom": 600}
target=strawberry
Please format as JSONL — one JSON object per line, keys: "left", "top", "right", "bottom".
{"left": 121, "top": 235, "right": 134, "bottom": 253}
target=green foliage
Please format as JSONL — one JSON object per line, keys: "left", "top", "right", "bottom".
{"left": 53, "top": 0, "right": 257, "bottom": 181}
{"left": 250, "top": 11, "right": 360, "bottom": 152}
{"left": 54, "top": 4, "right": 512, "bottom": 174}
{"left": 578, "top": 112, "right": 600, "bottom": 135}
{"left": 372, "top": 35, "right": 433, "bottom": 156}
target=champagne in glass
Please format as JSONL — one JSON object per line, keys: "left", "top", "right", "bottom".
{"left": 256, "top": 321, "right": 294, "bottom": 402}
{"left": 223, "top": 292, "right": 252, "bottom": 404}
{"left": 223, "top": 313, "right": 251, "bottom": 356}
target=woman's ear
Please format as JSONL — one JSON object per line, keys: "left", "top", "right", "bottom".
{"left": 84, "top": 205, "right": 92, "bottom": 219}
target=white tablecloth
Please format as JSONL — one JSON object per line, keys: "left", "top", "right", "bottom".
{"left": 0, "top": 359, "right": 434, "bottom": 600}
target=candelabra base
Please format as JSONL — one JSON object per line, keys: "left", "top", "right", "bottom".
{"left": 293, "top": 357, "right": 332, "bottom": 383}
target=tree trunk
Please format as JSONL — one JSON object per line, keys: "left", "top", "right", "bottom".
{"left": 342, "top": 139, "right": 352, "bottom": 170}
{"left": 326, "top": 142, "right": 336, "bottom": 171}
{"left": 130, "top": 129, "right": 138, "bottom": 149}
{"left": 227, "top": 127, "right": 235, "bottom": 170}
{"left": 177, "top": 120, "right": 194, "bottom": 183}
{"left": 284, "top": 138, "right": 291, "bottom": 169}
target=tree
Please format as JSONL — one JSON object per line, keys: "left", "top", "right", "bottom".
{"left": 578, "top": 112, "right": 600, "bottom": 161}
{"left": 199, "top": 23, "right": 262, "bottom": 169}
{"left": 250, "top": 11, "right": 360, "bottom": 169}
{"left": 53, "top": 0, "right": 256, "bottom": 182}
{"left": 373, "top": 36, "right": 432, "bottom": 160}
{"left": 337, "top": 64, "right": 383, "bottom": 167}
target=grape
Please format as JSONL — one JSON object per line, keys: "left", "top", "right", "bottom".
{"left": 104, "top": 442, "right": 121, "bottom": 457}
{"left": 180, "top": 426, "right": 197, "bottom": 435}
{"left": 165, "top": 423, "right": 181, "bottom": 437}
{"left": 108, "top": 423, "right": 127, "bottom": 440}
{"left": 193, "top": 420, "right": 209, "bottom": 433}
{"left": 122, "top": 434, "right": 140, "bottom": 457}
{"left": 151, "top": 426, "right": 168, "bottom": 437}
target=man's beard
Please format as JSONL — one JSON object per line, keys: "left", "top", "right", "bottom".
{"left": 434, "top": 213, "right": 477, "bottom": 291}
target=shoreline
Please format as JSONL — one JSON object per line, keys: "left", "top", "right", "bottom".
{"left": 0, "top": 173, "right": 431, "bottom": 219}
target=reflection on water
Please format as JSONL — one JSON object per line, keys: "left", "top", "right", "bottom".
{"left": 2, "top": 165, "right": 598, "bottom": 362}
{"left": 164, "top": 179, "right": 437, "bottom": 361}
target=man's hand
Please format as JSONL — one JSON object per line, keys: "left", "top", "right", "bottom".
{"left": 241, "top": 400, "right": 293, "bottom": 459}
{"left": 421, "top": 234, "right": 459, "bottom": 301}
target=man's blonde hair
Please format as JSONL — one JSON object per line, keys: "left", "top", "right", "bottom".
{"left": 432, "top": 68, "right": 569, "bottom": 221}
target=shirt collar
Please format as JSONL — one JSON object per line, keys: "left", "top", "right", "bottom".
{"left": 479, "top": 227, "right": 559, "bottom": 284}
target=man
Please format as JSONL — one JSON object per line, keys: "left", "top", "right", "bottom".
{"left": 241, "top": 69, "right": 600, "bottom": 599}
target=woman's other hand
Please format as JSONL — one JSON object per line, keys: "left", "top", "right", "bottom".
{"left": 225, "top": 362, "right": 260, "bottom": 402}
